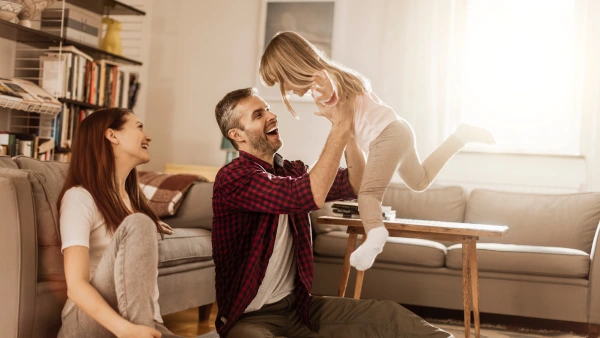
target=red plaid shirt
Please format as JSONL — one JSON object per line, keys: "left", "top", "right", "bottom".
{"left": 212, "top": 151, "right": 356, "bottom": 336}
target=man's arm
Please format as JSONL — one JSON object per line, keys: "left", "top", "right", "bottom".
{"left": 308, "top": 98, "right": 353, "bottom": 208}
{"left": 344, "top": 135, "right": 365, "bottom": 195}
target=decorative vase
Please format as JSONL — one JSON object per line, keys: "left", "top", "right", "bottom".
{"left": 100, "top": 17, "right": 122, "bottom": 55}
{"left": 17, "top": 0, "right": 55, "bottom": 28}
{"left": 0, "top": 0, "right": 23, "bottom": 22}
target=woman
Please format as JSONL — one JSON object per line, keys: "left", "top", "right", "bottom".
{"left": 57, "top": 108, "right": 180, "bottom": 338}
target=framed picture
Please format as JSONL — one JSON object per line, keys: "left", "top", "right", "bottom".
{"left": 256, "top": 0, "right": 339, "bottom": 101}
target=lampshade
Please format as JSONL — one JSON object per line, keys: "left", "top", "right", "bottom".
{"left": 221, "top": 137, "right": 235, "bottom": 150}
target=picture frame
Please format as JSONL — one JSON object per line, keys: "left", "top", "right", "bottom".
{"left": 256, "top": 0, "right": 340, "bottom": 102}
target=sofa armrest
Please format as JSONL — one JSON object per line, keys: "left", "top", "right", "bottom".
{"left": 588, "top": 222, "right": 600, "bottom": 324}
{"left": 161, "top": 181, "right": 214, "bottom": 230}
{"left": 0, "top": 170, "right": 37, "bottom": 337}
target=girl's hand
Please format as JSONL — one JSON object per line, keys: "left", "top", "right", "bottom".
{"left": 159, "top": 221, "right": 174, "bottom": 235}
{"left": 311, "top": 70, "right": 336, "bottom": 104}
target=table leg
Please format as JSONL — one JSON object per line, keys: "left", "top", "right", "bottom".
{"left": 462, "top": 242, "right": 472, "bottom": 338}
{"left": 354, "top": 232, "right": 367, "bottom": 299}
{"left": 469, "top": 239, "right": 480, "bottom": 338}
{"left": 339, "top": 233, "right": 358, "bottom": 297}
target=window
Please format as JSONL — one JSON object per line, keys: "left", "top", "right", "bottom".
{"left": 457, "top": 0, "right": 585, "bottom": 155}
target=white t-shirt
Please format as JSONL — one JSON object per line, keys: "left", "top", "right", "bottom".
{"left": 245, "top": 214, "right": 297, "bottom": 313}
{"left": 60, "top": 186, "right": 162, "bottom": 323}
{"left": 352, "top": 91, "right": 400, "bottom": 156}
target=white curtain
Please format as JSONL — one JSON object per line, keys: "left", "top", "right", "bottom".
{"left": 377, "top": 0, "right": 600, "bottom": 157}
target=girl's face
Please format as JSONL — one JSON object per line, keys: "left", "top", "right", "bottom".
{"left": 111, "top": 113, "right": 152, "bottom": 166}
{"left": 284, "top": 82, "right": 310, "bottom": 97}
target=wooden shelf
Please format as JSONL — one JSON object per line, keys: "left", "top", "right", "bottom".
{"left": 65, "top": 0, "right": 146, "bottom": 16}
{"left": 0, "top": 20, "right": 143, "bottom": 66}
{"left": 58, "top": 98, "right": 104, "bottom": 110}
{"left": 55, "top": 147, "right": 72, "bottom": 154}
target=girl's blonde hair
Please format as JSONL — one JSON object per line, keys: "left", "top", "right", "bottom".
{"left": 259, "top": 31, "right": 370, "bottom": 117}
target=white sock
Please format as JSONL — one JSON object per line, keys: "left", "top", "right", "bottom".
{"left": 350, "top": 227, "right": 389, "bottom": 271}
{"left": 454, "top": 123, "right": 496, "bottom": 145}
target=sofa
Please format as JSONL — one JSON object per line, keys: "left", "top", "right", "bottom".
{"left": 310, "top": 184, "right": 600, "bottom": 332}
{"left": 0, "top": 156, "right": 216, "bottom": 338}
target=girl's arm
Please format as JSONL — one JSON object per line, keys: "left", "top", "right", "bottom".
{"left": 64, "top": 247, "right": 161, "bottom": 338}
{"left": 312, "top": 70, "right": 339, "bottom": 107}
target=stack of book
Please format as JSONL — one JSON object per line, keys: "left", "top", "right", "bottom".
{"left": 41, "top": 2, "right": 102, "bottom": 48}
{"left": 39, "top": 46, "right": 140, "bottom": 109}
{"left": 331, "top": 201, "right": 396, "bottom": 221}
{"left": 0, "top": 132, "right": 55, "bottom": 160}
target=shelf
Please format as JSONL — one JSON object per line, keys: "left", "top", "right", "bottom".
{"left": 65, "top": 0, "right": 146, "bottom": 16}
{"left": 0, "top": 20, "right": 61, "bottom": 46}
{"left": 58, "top": 98, "right": 104, "bottom": 110}
{"left": 55, "top": 147, "right": 71, "bottom": 154}
{"left": 0, "top": 20, "right": 143, "bottom": 66}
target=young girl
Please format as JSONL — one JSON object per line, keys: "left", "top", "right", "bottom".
{"left": 260, "top": 31, "right": 495, "bottom": 271}
{"left": 57, "top": 108, "right": 180, "bottom": 338}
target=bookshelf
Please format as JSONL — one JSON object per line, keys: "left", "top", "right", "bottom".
{"left": 0, "top": 0, "right": 145, "bottom": 161}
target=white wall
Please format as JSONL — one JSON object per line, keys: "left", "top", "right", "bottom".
{"left": 143, "top": 0, "right": 391, "bottom": 171}
{"left": 143, "top": 0, "right": 594, "bottom": 193}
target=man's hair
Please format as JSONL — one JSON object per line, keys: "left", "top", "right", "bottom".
{"left": 215, "top": 88, "right": 257, "bottom": 150}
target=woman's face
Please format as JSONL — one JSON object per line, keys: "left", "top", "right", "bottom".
{"left": 111, "top": 113, "right": 152, "bottom": 166}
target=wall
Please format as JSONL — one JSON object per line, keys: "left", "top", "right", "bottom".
{"left": 142, "top": 0, "right": 594, "bottom": 193}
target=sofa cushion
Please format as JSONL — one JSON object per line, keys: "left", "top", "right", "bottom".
{"left": 314, "top": 231, "right": 447, "bottom": 267}
{"left": 465, "top": 189, "right": 600, "bottom": 253}
{"left": 382, "top": 184, "right": 467, "bottom": 222}
{"left": 158, "top": 228, "right": 212, "bottom": 268}
{"left": 310, "top": 184, "right": 467, "bottom": 234}
{"left": 0, "top": 155, "right": 17, "bottom": 168}
{"left": 161, "top": 182, "right": 214, "bottom": 230}
{"left": 446, "top": 243, "right": 590, "bottom": 278}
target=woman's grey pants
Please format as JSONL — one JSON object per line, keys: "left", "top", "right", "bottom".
{"left": 57, "top": 213, "right": 181, "bottom": 338}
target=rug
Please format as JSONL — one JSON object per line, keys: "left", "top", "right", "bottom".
{"left": 432, "top": 319, "right": 585, "bottom": 338}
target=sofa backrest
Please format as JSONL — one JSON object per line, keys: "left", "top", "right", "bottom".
{"left": 465, "top": 189, "right": 600, "bottom": 253}
{"left": 0, "top": 155, "right": 18, "bottom": 169}
{"left": 311, "top": 184, "right": 467, "bottom": 234}
{"left": 13, "top": 156, "right": 69, "bottom": 281}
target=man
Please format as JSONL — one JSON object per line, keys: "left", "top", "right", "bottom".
{"left": 212, "top": 88, "right": 452, "bottom": 338}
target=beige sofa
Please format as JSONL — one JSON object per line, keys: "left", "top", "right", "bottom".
{"left": 0, "top": 156, "right": 216, "bottom": 338}
{"left": 311, "top": 184, "right": 600, "bottom": 331}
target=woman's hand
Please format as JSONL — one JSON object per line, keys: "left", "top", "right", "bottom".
{"left": 311, "top": 70, "right": 336, "bottom": 104}
{"left": 159, "top": 221, "right": 174, "bottom": 235}
{"left": 118, "top": 324, "right": 162, "bottom": 338}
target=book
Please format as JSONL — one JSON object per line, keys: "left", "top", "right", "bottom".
{"left": 333, "top": 210, "right": 396, "bottom": 221}
{"left": 331, "top": 201, "right": 392, "bottom": 213}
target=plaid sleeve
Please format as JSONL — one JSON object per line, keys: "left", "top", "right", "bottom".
{"left": 325, "top": 167, "right": 357, "bottom": 202}
{"left": 215, "top": 165, "right": 319, "bottom": 214}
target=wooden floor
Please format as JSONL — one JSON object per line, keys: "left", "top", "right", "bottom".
{"left": 163, "top": 305, "right": 218, "bottom": 337}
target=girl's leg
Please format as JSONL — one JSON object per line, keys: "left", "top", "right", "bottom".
{"left": 350, "top": 121, "right": 406, "bottom": 271}
{"left": 398, "top": 122, "right": 494, "bottom": 192}
{"left": 58, "top": 213, "right": 181, "bottom": 337}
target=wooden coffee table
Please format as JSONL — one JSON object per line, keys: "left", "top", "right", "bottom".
{"left": 317, "top": 216, "right": 508, "bottom": 338}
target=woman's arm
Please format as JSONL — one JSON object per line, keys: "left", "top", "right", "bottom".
{"left": 63, "top": 247, "right": 161, "bottom": 338}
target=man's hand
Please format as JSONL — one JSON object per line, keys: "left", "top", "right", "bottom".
{"left": 311, "top": 70, "right": 336, "bottom": 104}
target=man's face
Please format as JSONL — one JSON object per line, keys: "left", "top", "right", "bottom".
{"left": 232, "top": 95, "right": 283, "bottom": 157}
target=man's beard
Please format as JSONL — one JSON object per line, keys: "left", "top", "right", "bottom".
{"left": 246, "top": 129, "right": 282, "bottom": 156}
